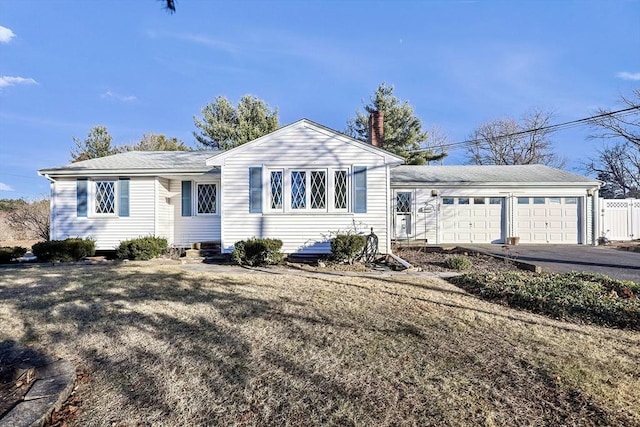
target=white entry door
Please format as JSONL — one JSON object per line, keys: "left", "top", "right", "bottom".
{"left": 440, "top": 197, "right": 505, "bottom": 243}
{"left": 516, "top": 197, "right": 580, "bottom": 243}
{"left": 395, "top": 191, "right": 413, "bottom": 239}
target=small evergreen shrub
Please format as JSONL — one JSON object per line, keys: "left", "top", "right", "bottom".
{"left": 116, "top": 236, "right": 168, "bottom": 261}
{"left": 0, "top": 246, "right": 27, "bottom": 264}
{"left": 32, "top": 238, "right": 96, "bottom": 262}
{"left": 232, "top": 238, "right": 284, "bottom": 266}
{"left": 330, "top": 234, "right": 366, "bottom": 262}
{"left": 444, "top": 255, "right": 473, "bottom": 271}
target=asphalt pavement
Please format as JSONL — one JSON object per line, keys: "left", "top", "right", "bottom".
{"left": 461, "top": 244, "right": 640, "bottom": 283}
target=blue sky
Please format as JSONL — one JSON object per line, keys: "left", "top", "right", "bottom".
{"left": 1, "top": 0, "right": 638, "bottom": 200}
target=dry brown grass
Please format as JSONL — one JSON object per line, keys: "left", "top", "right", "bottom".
{"left": 1, "top": 262, "right": 639, "bottom": 426}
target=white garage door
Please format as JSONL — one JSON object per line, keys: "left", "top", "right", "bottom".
{"left": 516, "top": 197, "right": 579, "bottom": 243}
{"left": 441, "top": 197, "right": 505, "bottom": 243}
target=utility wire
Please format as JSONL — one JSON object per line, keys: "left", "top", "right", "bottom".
{"left": 413, "top": 105, "right": 640, "bottom": 152}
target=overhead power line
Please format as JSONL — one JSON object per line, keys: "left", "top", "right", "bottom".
{"left": 413, "top": 105, "right": 640, "bottom": 153}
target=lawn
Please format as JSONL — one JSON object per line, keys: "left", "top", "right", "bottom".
{"left": 1, "top": 262, "right": 639, "bottom": 426}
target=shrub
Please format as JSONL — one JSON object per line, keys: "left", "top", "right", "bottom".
{"left": 32, "top": 238, "right": 96, "bottom": 262}
{"left": 448, "top": 272, "right": 640, "bottom": 330}
{"left": 330, "top": 234, "right": 366, "bottom": 263}
{"left": 0, "top": 246, "right": 27, "bottom": 264}
{"left": 116, "top": 236, "right": 168, "bottom": 261}
{"left": 444, "top": 255, "right": 473, "bottom": 271}
{"left": 232, "top": 238, "right": 284, "bottom": 266}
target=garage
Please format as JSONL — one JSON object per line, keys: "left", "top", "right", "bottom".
{"left": 440, "top": 196, "right": 505, "bottom": 243}
{"left": 516, "top": 197, "right": 580, "bottom": 243}
{"left": 390, "top": 164, "right": 599, "bottom": 246}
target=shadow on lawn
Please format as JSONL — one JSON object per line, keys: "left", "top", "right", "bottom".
{"left": 0, "top": 264, "right": 637, "bottom": 426}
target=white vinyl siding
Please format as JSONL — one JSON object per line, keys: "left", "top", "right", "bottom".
{"left": 171, "top": 178, "right": 221, "bottom": 247}
{"left": 218, "top": 125, "right": 391, "bottom": 254}
{"left": 51, "top": 177, "right": 157, "bottom": 250}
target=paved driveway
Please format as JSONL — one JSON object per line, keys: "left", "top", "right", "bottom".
{"left": 461, "top": 244, "right": 640, "bottom": 283}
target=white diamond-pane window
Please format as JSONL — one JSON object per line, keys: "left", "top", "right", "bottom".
{"left": 95, "top": 181, "right": 115, "bottom": 214}
{"left": 310, "top": 171, "right": 326, "bottom": 209}
{"left": 396, "top": 192, "right": 411, "bottom": 213}
{"left": 291, "top": 171, "right": 306, "bottom": 209}
{"left": 334, "top": 170, "right": 347, "bottom": 209}
{"left": 198, "top": 184, "right": 217, "bottom": 214}
{"left": 270, "top": 171, "right": 283, "bottom": 209}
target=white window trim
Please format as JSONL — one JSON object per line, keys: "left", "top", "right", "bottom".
{"left": 267, "top": 169, "right": 285, "bottom": 212}
{"left": 90, "top": 179, "right": 117, "bottom": 217}
{"left": 196, "top": 182, "right": 218, "bottom": 215}
{"left": 264, "top": 167, "right": 353, "bottom": 214}
{"left": 332, "top": 169, "right": 349, "bottom": 212}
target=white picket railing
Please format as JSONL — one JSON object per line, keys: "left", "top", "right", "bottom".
{"left": 599, "top": 198, "right": 640, "bottom": 241}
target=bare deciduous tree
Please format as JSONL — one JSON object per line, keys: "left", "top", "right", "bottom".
{"left": 466, "top": 109, "right": 566, "bottom": 168}
{"left": 6, "top": 199, "right": 50, "bottom": 241}
{"left": 585, "top": 90, "right": 640, "bottom": 198}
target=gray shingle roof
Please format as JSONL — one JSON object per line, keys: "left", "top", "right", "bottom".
{"left": 39, "top": 151, "right": 219, "bottom": 175}
{"left": 391, "top": 164, "right": 599, "bottom": 185}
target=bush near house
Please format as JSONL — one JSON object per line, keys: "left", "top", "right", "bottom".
{"left": 0, "top": 246, "right": 27, "bottom": 264}
{"left": 330, "top": 233, "right": 366, "bottom": 263}
{"left": 116, "top": 236, "right": 168, "bottom": 261}
{"left": 232, "top": 238, "right": 284, "bottom": 266}
{"left": 32, "top": 238, "right": 96, "bottom": 262}
{"left": 449, "top": 272, "right": 640, "bottom": 330}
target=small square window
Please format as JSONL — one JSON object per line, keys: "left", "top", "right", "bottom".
{"left": 442, "top": 197, "right": 454, "bottom": 205}
{"left": 518, "top": 197, "right": 529, "bottom": 205}
{"left": 489, "top": 197, "right": 502, "bottom": 205}
{"left": 458, "top": 197, "right": 469, "bottom": 205}
{"left": 565, "top": 197, "right": 578, "bottom": 204}
{"left": 549, "top": 197, "right": 561, "bottom": 204}
{"left": 473, "top": 198, "right": 485, "bottom": 205}
{"left": 533, "top": 197, "right": 545, "bottom": 205}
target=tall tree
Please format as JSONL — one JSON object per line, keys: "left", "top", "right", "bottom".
{"left": 466, "top": 109, "right": 565, "bottom": 168}
{"left": 585, "top": 89, "right": 640, "bottom": 198}
{"left": 71, "top": 126, "right": 120, "bottom": 162}
{"left": 193, "top": 95, "right": 279, "bottom": 150}
{"left": 346, "top": 83, "right": 445, "bottom": 165}
{"left": 125, "top": 133, "right": 191, "bottom": 151}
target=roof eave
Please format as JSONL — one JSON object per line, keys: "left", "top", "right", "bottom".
{"left": 38, "top": 167, "right": 218, "bottom": 178}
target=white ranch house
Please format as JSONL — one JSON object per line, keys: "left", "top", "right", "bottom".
{"left": 38, "top": 119, "right": 602, "bottom": 253}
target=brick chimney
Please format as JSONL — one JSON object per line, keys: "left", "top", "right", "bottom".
{"left": 368, "top": 110, "right": 384, "bottom": 147}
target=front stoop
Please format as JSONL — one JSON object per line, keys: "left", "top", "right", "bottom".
{"left": 183, "top": 242, "right": 228, "bottom": 263}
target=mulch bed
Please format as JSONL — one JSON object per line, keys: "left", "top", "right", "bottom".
{"left": 391, "top": 246, "right": 523, "bottom": 273}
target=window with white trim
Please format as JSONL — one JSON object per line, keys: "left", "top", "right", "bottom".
{"left": 310, "top": 171, "right": 326, "bottom": 209}
{"left": 334, "top": 170, "right": 348, "bottom": 210}
{"left": 95, "top": 180, "right": 116, "bottom": 214}
{"left": 270, "top": 170, "right": 283, "bottom": 210}
{"left": 291, "top": 171, "right": 306, "bottom": 209}
{"left": 181, "top": 180, "right": 219, "bottom": 217}
{"left": 197, "top": 183, "right": 217, "bottom": 214}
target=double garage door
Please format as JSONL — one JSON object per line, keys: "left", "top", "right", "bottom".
{"left": 439, "top": 196, "right": 580, "bottom": 244}
{"left": 516, "top": 197, "right": 579, "bottom": 243}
